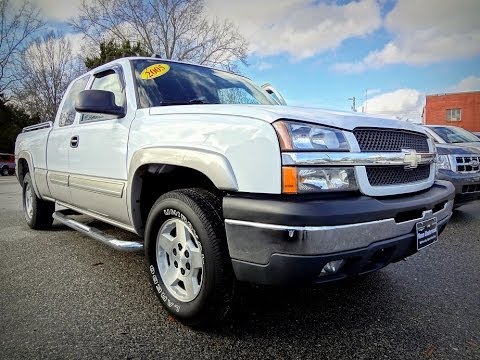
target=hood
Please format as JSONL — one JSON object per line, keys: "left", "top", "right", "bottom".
{"left": 436, "top": 142, "right": 480, "bottom": 155}
{"left": 149, "top": 104, "right": 427, "bottom": 134}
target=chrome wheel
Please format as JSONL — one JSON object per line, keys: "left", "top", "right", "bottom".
{"left": 25, "top": 183, "right": 34, "bottom": 220}
{"left": 156, "top": 218, "right": 204, "bottom": 302}
{"left": 1, "top": 167, "right": 8, "bottom": 176}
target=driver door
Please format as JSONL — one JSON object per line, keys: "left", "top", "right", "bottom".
{"left": 68, "top": 65, "right": 134, "bottom": 226}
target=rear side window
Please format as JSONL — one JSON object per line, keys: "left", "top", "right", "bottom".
{"left": 58, "top": 76, "right": 90, "bottom": 127}
{"left": 80, "top": 69, "right": 125, "bottom": 123}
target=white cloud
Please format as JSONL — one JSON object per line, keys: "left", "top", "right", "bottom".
{"left": 366, "top": 88, "right": 382, "bottom": 96}
{"left": 256, "top": 62, "right": 273, "bottom": 71}
{"left": 452, "top": 76, "right": 480, "bottom": 92}
{"left": 334, "top": 0, "right": 480, "bottom": 72}
{"left": 34, "top": 0, "right": 84, "bottom": 21}
{"left": 358, "top": 88, "right": 425, "bottom": 123}
{"left": 63, "top": 32, "right": 88, "bottom": 56}
{"left": 206, "top": 0, "right": 381, "bottom": 60}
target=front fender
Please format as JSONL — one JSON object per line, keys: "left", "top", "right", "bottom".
{"left": 126, "top": 146, "right": 239, "bottom": 234}
{"left": 127, "top": 146, "right": 238, "bottom": 191}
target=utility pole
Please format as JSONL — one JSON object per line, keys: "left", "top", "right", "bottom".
{"left": 365, "top": 89, "right": 368, "bottom": 113}
{"left": 348, "top": 97, "right": 357, "bottom": 112}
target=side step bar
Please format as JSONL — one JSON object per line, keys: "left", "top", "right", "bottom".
{"left": 53, "top": 211, "right": 144, "bottom": 252}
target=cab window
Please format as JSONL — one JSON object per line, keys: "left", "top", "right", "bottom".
{"left": 57, "top": 76, "right": 89, "bottom": 127}
{"left": 81, "top": 69, "right": 125, "bottom": 123}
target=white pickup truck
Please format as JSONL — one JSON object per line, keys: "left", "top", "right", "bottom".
{"left": 15, "top": 57, "right": 455, "bottom": 326}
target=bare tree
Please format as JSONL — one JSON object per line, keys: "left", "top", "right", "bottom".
{"left": 0, "top": 0, "right": 44, "bottom": 95}
{"left": 71, "top": 0, "right": 248, "bottom": 69}
{"left": 13, "top": 32, "right": 85, "bottom": 121}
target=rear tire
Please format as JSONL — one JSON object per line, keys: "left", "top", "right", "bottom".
{"left": 145, "top": 188, "right": 235, "bottom": 327}
{"left": 23, "top": 173, "right": 54, "bottom": 229}
{"left": 1, "top": 166, "right": 8, "bottom": 176}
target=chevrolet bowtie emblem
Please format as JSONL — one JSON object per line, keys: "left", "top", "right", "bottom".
{"left": 403, "top": 149, "right": 421, "bottom": 169}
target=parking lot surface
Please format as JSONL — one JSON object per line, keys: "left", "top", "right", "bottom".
{"left": 0, "top": 176, "right": 479, "bottom": 359}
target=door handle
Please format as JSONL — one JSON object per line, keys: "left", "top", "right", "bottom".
{"left": 70, "top": 135, "right": 79, "bottom": 148}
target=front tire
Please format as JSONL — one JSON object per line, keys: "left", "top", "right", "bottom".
{"left": 1, "top": 166, "right": 9, "bottom": 176}
{"left": 145, "top": 189, "right": 235, "bottom": 327}
{"left": 23, "top": 173, "right": 55, "bottom": 229}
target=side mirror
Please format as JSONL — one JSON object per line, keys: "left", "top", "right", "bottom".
{"left": 262, "top": 83, "right": 287, "bottom": 105}
{"left": 75, "top": 90, "right": 126, "bottom": 117}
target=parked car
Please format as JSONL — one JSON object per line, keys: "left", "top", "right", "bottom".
{"left": 0, "top": 153, "right": 15, "bottom": 176}
{"left": 423, "top": 125, "right": 480, "bottom": 207}
{"left": 15, "top": 57, "right": 455, "bottom": 326}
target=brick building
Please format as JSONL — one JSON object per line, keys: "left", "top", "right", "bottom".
{"left": 423, "top": 91, "right": 480, "bottom": 131}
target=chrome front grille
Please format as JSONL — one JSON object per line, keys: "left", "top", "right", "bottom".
{"left": 353, "top": 128, "right": 429, "bottom": 152}
{"left": 353, "top": 128, "right": 432, "bottom": 189}
{"left": 456, "top": 156, "right": 480, "bottom": 173}
{"left": 366, "top": 165, "right": 431, "bottom": 186}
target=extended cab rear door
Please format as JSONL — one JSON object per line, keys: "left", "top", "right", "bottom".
{"left": 67, "top": 65, "right": 134, "bottom": 226}
{"left": 46, "top": 75, "right": 90, "bottom": 203}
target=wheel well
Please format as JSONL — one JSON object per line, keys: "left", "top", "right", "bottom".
{"left": 131, "top": 164, "right": 222, "bottom": 236}
{"left": 17, "top": 159, "right": 29, "bottom": 183}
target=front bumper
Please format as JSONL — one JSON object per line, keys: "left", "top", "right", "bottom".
{"left": 437, "top": 169, "right": 480, "bottom": 206}
{"left": 223, "top": 180, "right": 455, "bottom": 285}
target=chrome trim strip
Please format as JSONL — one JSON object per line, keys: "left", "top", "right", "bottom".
{"left": 225, "top": 218, "right": 391, "bottom": 232}
{"left": 282, "top": 151, "right": 437, "bottom": 167}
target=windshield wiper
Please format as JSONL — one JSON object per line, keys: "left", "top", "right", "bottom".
{"left": 160, "top": 98, "right": 211, "bottom": 106}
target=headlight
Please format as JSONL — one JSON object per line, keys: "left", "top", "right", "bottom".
{"left": 436, "top": 155, "right": 451, "bottom": 171}
{"left": 282, "top": 167, "right": 358, "bottom": 194}
{"left": 273, "top": 121, "right": 349, "bottom": 151}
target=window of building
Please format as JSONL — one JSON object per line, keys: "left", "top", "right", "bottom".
{"left": 446, "top": 108, "right": 461, "bottom": 122}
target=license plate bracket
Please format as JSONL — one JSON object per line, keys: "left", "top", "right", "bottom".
{"left": 416, "top": 217, "right": 438, "bottom": 250}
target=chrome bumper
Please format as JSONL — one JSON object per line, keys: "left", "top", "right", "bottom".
{"left": 225, "top": 199, "right": 453, "bottom": 265}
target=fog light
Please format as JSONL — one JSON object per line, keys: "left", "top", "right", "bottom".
{"left": 320, "top": 260, "right": 345, "bottom": 276}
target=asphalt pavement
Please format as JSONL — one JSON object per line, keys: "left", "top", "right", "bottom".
{"left": 0, "top": 176, "right": 479, "bottom": 359}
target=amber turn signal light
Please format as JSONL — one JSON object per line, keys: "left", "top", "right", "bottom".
{"left": 282, "top": 166, "right": 298, "bottom": 194}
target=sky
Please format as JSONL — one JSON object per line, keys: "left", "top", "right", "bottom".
{"left": 33, "top": 0, "right": 480, "bottom": 123}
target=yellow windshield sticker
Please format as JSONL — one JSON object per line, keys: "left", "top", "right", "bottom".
{"left": 140, "top": 63, "right": 170, "bottom": 80}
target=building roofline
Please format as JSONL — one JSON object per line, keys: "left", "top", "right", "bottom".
{"left": 426, "top": 90, "right": 480, "bottom": 97}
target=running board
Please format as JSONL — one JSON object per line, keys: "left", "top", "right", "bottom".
{"left": 53, "top": 211, "right": 144, "bottom": 252}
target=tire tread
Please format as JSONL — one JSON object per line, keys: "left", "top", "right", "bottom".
{"left": 145, "top": 188, "right": 235, "bottom": 327}
{"left": 23, "top": 173, "right": 54, "bottom": 229}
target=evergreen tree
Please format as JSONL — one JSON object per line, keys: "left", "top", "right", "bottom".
{"left": 85, "top": 40, "right": 149, "bottom": 69}
{"left": 0, "top": 96, "right": 39, "bottom": 153}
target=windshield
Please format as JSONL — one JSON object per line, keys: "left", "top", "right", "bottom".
{"left": 131, "top": 59, "right": 277, "bottom": 108}
{"left": 429, "top": 126, "right": 480, "bottom": 144}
